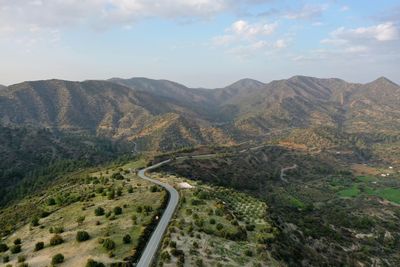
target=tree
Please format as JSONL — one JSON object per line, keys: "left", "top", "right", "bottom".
{"left": 216, "top": 223, "right": 224, "bottom": 231}
{"left": 50, "top": 235, "right": 64, "bottom": 246}
{"left": 102, "top": 238, "right": 115, "bottom": 250}
{"left": 47, "top": 198, "right": 56, "bottom": 206}
{"left": 86, "top": 259, "right": 105, "bottom": 267}
{"left": 76, "top": 231, "right": 90, "bottom": 242}
{"left": 209, "top": 218, "right": 216, "bottom": 225}
{"left": 0, "top": 243, "right": 8, "bottom": 252}
{"left": 113, "top": 206, "right": 122, "bottom": 215}
{"left": 95, "top": 207, "right": 105, "bottom": 216}
{"left": 51, "top": 253, "right": 64, "bottom": 264}
{"left": 34, "top": 242, "right": 44, "bottom": 251}
{"left": 10, "top": 245, "right": 21, "bottom": 254}
{"left": 14, "top": 238, "right": 22, "bottom": 245}
{"left": 123, "top": 234, "right": 131, "bottom": 244}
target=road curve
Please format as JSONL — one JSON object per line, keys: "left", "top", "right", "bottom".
{"left": 136, "top": 159, "right": 179, "bottom": 267}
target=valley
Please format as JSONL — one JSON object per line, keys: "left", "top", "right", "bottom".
{"left": 1, "top": 75, "right": 400, "bottom": 266}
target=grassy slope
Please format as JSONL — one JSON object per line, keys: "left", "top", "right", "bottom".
{"left": 0, "top": 159, "right": 167, "bottom": 267}
{"left": 149, "top": 172, "right": 283, "bottom": 267}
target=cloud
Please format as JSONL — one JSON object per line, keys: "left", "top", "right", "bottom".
{"left": 284, "top": 4, "right": 328, "bottom": 20}
{"left": 329, "top": 22, "right": 399, "bottom": 42}
{"left": 230, "top": 20, "right": 278, "bottom": 38}
{"left": 0, "top": 0, "right": 273, "bottom": 33}
{"left": 307, "top": 21, "right": 400, "bottom": 63}
{"left": 212, "top": 18, "right": 288, "bottom": 58}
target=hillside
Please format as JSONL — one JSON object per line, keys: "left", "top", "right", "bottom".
{"left": 1, "top": 76, "right": 400, "bottom": 152}
{"left": 0, "top": 125, "right": 133, "bottom": 206}
{"left": 158, "top": 146, "right": 400, "bottom": 266}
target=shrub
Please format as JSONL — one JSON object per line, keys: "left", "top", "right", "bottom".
{"left": 127, "top": 186, "right": 133, "bottom": 193}
{"left": 95, "top": 207, "right": 105, "bottom": 216}
{"left": 136, "top": 206, "right": 143, "bottom": 213}
{"left": 209, "top": 218, "right": 216, "bottom": 225}
{"left": 244, "top": 249, "right": 253, "bottom": 257}
{"left": 51, "top": 253, "right": 64, "bottom": 264}
{"left": 77, "top": 216, "right": 86, "bottom": 225}
{"left": 195, "top": 259, "right": 204, "bottom": 267}
{"left": 49, "top": 226, "right": 64, "bottom": 234}
{"left": 0, "top": 243, "right": 9, "bottom": 252}
{"left": 17, "top": 255, "right": 26, "bottom": 262}
{"left": 216, "top": 223, "right": 224, "bottom": 231}
{"left": 50, "top": 235, "right": 64, "bottom": 246}
{"left": 76, "top": 231, "right": 90, "bottom": 242}
{"left": 14, "top": 238, "right": 22, "bottom": 245}
{"left": 116, "top": 188, "right": 122, "bottom": 196}
{"left": 3, "top": 255, "right": 9, "bottom": 263}
{"left": 245, "top": 224, "right": 256, "bottom": 231}
{"left": 102, "top": 238, "right": 115, "bottom": 251}
{"left": 34, "top": 242, "right": 44, "bottom": 251}
{"left": 47, "top": 198, "right": 56, "bottom": 206}
{"left": 40, "top": 211, "right": 51, "bottom": 218}
{"left": 108, "top": 190, "right": 115, "bottom": 200}
{"left": 86, "top": 259, "right": 106, "bottom": 267}
{"left": 161, "top": 251, "right": 171, "bottom": 262}
{"left": 170, "top": 241, "right": 177, "bottom": 248}
{"left": 11, "top": 244, "right": 21, "bottom": 254}
{"left": 123, "top": 234, "right": 131, "bottom": 244}
{"left": 31, "top": 217, "right": 40, "bottom": 227}
{"left": 150, "top": 185, "right": 159, "bottom": 192}
{"left": 113, "top": 206, "right": 122, "bottom": 215}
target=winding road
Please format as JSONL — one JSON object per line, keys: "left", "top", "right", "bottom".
{"left": 136, "top": 159, "right": 179, "bottom": 267}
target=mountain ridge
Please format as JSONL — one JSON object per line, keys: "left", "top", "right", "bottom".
{"left": 1, "top": 75, "right": 400, "bottom": 151}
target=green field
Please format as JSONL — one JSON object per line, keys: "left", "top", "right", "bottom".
{"left": 338, "top": 185, "right": 360, "bottom": 198}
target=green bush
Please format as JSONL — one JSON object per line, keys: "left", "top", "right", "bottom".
{"left": 86, "top": 259, "right": 105, "bottom": 267}
{"left": 47, "top": 198, "right": 56, "bottom": 206}
{"left": 76, "top": 231, "right": 90, "bottom": 242}
{"left": 31, "top": 217, "right": 40, "bottom": 227}
{"left": 209, "top": 218, "right": 216, "bottom": 225}
{"left": 113, "top": 206, "right": 122, "bottom": 215}
{"left": 14, "top": 238, "right": 22, "bottom": 245}
{"left": 51, "top": 253, "right": 64, "bottom": 264}
{"left": 0, "top": 243, "right": 8, "bottom": 252}
{"left": 123, "top": 234, "right": 131, "bottom": 244}
{"left": 50, "top": 235, "right": 64, "bottom": 246}
{"left": 102, "top": 238, "right": 115, "bottom": 251}
{"left": 11, "top": 244, "right": 21, "bottom": 254}
{"left": 216, "top": 223, "right": 224, "bottom": 231}
{"left": 95, "top": 207, "right": 105, "bottom": 216}
{"left": 244, "top": 249, "right": 253, "bottom": 257}
{"left": 34, "top": 242, "right": 44, "bottom": 251}
{"left": 3, "top": 255, "right": 9, "bottom": 263}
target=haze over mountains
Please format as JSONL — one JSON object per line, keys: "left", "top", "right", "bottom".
{"left": 0, "top": 75, "right": 399, "bottom": 151}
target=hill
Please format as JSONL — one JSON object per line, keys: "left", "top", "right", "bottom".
{"left": 1, "top": 76, "right": 400, "bottom": 152}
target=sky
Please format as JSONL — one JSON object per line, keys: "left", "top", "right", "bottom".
{"left": 0, "top": 0, "right": 399, "bottom": 88}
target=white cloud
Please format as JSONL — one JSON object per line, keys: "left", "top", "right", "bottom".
{"left": 0, "top": 0, "right": 272, "bottom": 33}
{"left": 284, "top": 4, "right": 328, "bottom": 20}
{"left": 230, "top": 20, "right": 278, "bottom": 38}
{"left": 332, "top": 22, "right": 399, "bottom": 42}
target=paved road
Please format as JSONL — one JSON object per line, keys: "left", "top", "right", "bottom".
{"left": 136, "top": 159, "right": 179, "bottom": 267}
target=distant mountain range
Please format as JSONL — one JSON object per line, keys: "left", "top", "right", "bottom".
{"left": 1, "top": 76, "right": 399, "bottom": 151}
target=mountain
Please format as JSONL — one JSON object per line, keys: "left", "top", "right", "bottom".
{"left": 1, "top": 76, "right": 400, "bottom": 152}
{"left": 0, "top": 84, "right": 6, "bottom": 90}
{"left": 0, "top": 79, "right": 235, "bottom": 151}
